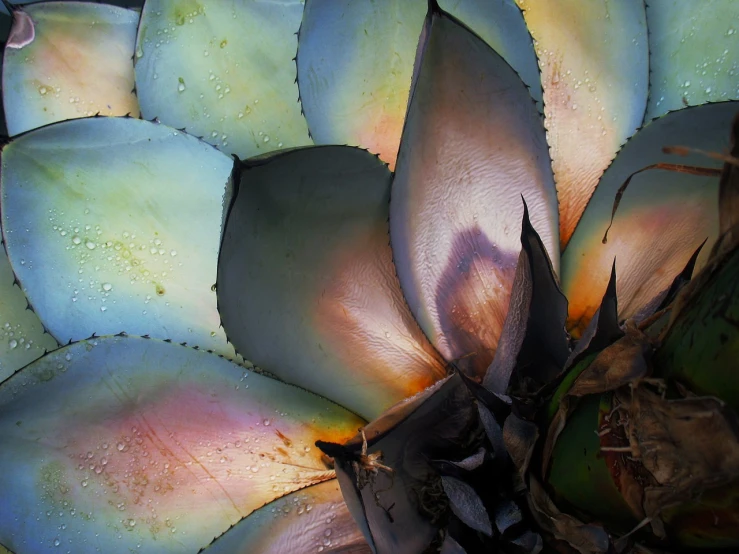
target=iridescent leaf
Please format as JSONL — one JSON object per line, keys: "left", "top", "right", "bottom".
{"left": 201, "top": 480, "right": 371, "bottom": 554}
{"left": 3, "top": 2, "right": 139, "bottom": 136}
{"left": 217, "top": 146, "right": 446, "bottom": 420}
{"left": 390, "top": 7, "right": 558, "bottom": 378}
{"left": 516, "top": 0, "right": 649, "bottom": 247}
{"left": 1, "top": 117, "right": 235, "bottom": 357}
{"left": 645, "top": 0, "right": 739, "bottom": 120}
{"left": 0, "top": 243, "right": 57, "bottom": 381}
{"left": 632, "top": 240, "right": 706, "bottom": 326}
{"left": 438, "top": 0, "right": 542, "bottom": 109}
{"left": 561, "top": 102, "right": 736, "bottom": 337}
{"left": 297, "top": 0, "right": 542, "bottom": 169}
{"left": 296, "top": 0, "right": 424, "bottom": 169}
{"left": 134, "top": 0, "right": 310, "bottom": 160}
{"left": 0, "top": 336, "right": 363, "bottom": 553}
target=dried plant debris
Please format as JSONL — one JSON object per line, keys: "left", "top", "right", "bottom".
{"left": 565, "top": 324, "right": 652, "bottom": 398}
{"left": 617, "top": 385, "right": 739, "bottom": 535}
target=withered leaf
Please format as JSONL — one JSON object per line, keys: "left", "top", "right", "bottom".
{"left": 567, "top": 324, "right": 651, "bottom": 397}
{"left": 622, "top": 386, "right": 739, "bottom": 531}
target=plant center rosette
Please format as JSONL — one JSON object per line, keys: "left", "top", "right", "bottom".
{"left": 0, "top": 1, "right": 737, "bottom": 553}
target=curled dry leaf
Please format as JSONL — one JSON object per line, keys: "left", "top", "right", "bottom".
{"left": 566, "top": 324, "right": 652, "bottom": 398}
{"left": 618, "top": 386, "right": 739, "bottom": 534}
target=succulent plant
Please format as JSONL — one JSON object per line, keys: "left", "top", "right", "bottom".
{"left": 0, "top": 0, "right": 737, "bottom": 553}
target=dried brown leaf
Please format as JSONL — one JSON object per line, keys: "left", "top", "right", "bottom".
{"left": 623, "top": 386, "right": 739, "bottom": 533}
{"left": 567, "top": 325, "right": 651, "bottom": 397}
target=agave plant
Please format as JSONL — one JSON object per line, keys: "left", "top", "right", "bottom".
{"left": 0, "top": 0, "right": 738, "bottom": 552}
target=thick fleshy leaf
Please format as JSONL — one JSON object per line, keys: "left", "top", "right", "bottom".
{"left": 561, "top": 102, "right": 736, "bottom": 336}
{"left": 2, "top": 2, "right": 140, "bottom": 136}
{"left": 1, "top": 117, "right": 236, "bottom": 357}
{"left": 0, "top": 243, "right": 57, "bottom": 381}
{"left": 390, "top": 8, "right": 558, "bottom": 378}
{"left": 547, "top": 394, "right": 638, "bottom": 531}
{"left": 656, "top": 242, "right": 739, "bottom": 411}
{"left": 297, "top": 0, "right": 424, "bottom": 169}
{"left": 0, "top": 336, "right": 363, "bottom": 554}
{"left": 134, "top": 0, "right": 310, "bottom": 160}
{"left": 632, "top": 240, "right": 706, "bottom": 325}
{"left": 201, "top": 480, "right": 371, "bottom": 554}
{"left": 217, "top": 146, "right": 446, "bottom": 420}
{"left": 516, "top": 0, "right": 649, "bottom": 247}
{"left": 438, "top": 0, "right": 542, "bottom": 109}
{"left": 0, "top": 0, "right": 145, "bottom": 9}
{"left": 645, "top": 0, "right": 739, "bottom": 120}
{"left": 297, "top": 0, "right": 542, "bottom": 169}
{"left": 329, "top": 374, "right": 476, "bottom": 554}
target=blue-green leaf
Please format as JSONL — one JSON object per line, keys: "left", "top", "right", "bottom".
{"left": 135, "top": 0, "right": 311, "bottom": 160}
{"left": 1, "top": 117, "right": 235, "bottom": 356}
{"left": 0, "top": 336, "right": 363, "bottom": 553}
